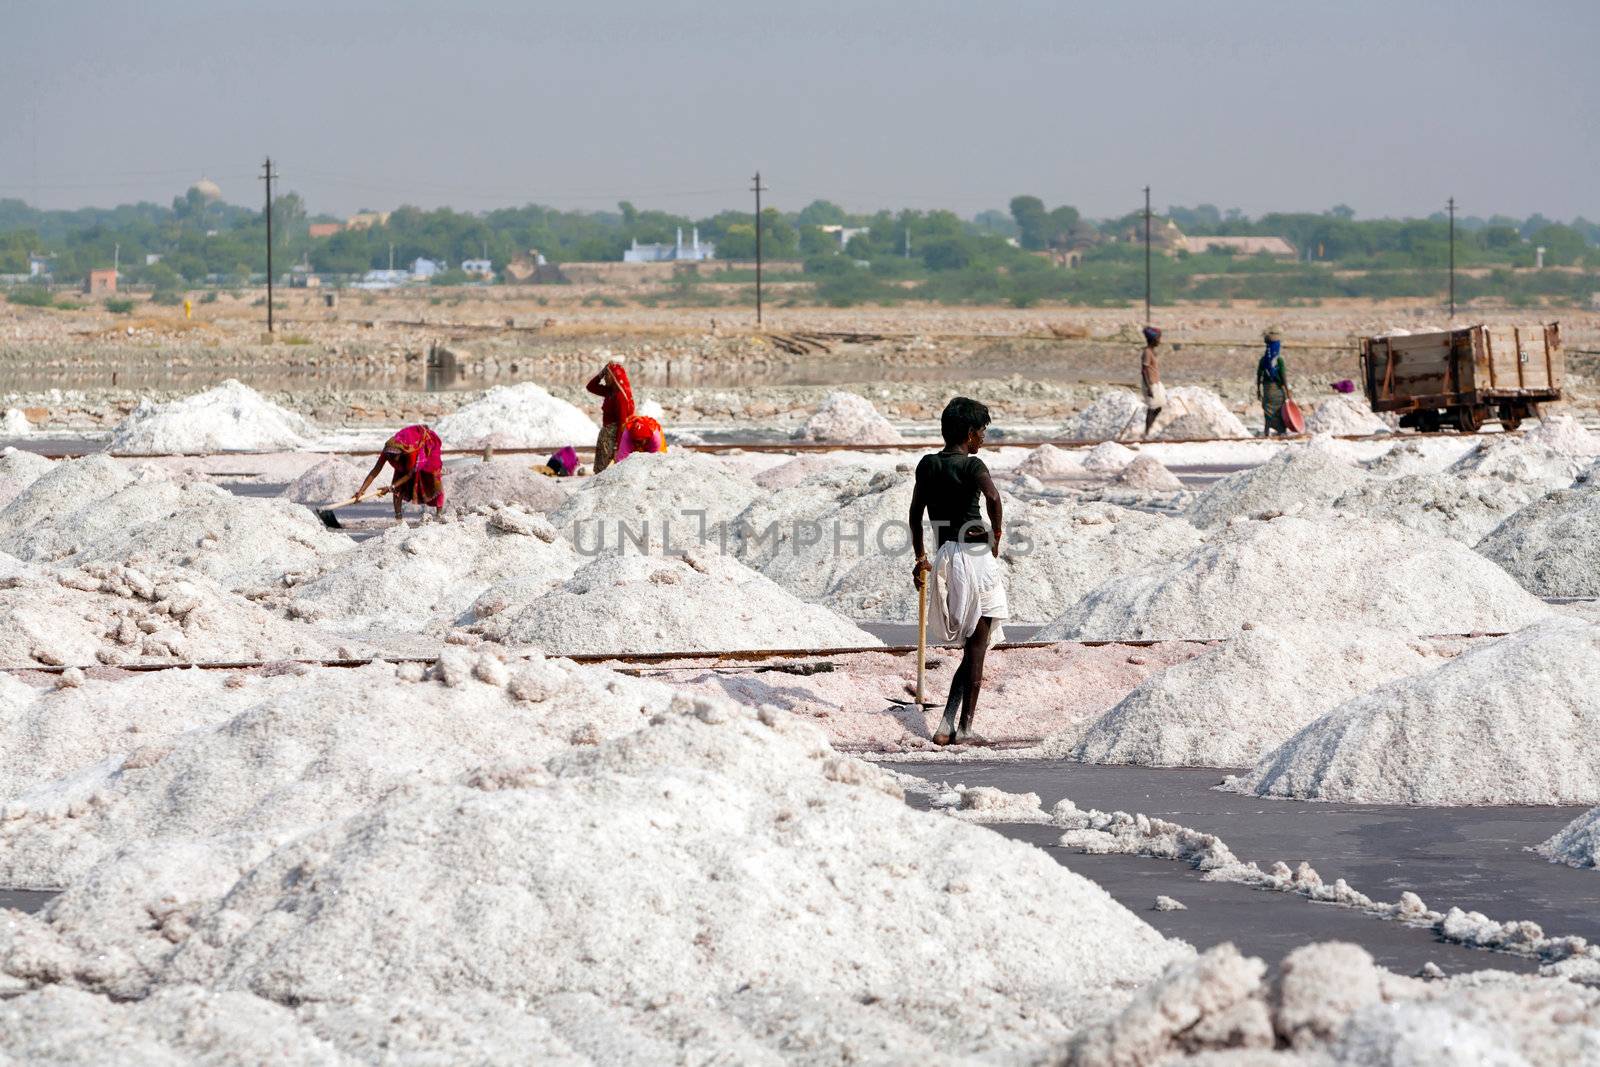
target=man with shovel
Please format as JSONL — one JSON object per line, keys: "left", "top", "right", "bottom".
{"left": 910, "top": 397, "right": 1008, "bottom": 746}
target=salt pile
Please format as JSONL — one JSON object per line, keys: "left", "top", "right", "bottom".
{"left": 0, "top": 447, "right": 53, "bottom": 509}
{"left": 107, "top": 380, "right": 315, "bottom": 453}
{"left": 276, "top": 506, "right": 580, "bottom": 636}
{"left": 0, "top": 457, "right": 346, "bottom": 591}
{"left": 0, "top": 698, "right": 1184, "bottom": 1061}
{"left": 0, "top": 669, "right": 316, "bottom": 805}
{"left": 1053, "top": 624, "right": 1459, "bottom": 767}
{"left": 278, "top": 456, "right": 366, "bottom": 505}
{"left": 752, "top": 453, "right": 842, "bottom": 490}
{"left": 1476, "top": 487, "right": 1600, "bottom": 598}
{"left": 1061, "top": 391, "right": 1142, "bottom": 441}
{"left": 1015, "top": 443, "right": 1085, "bottom": 479}
{"left": 1063, "top": 941, "right": 1600, "bottom": 1066}
{"left": 432, "top": 382, "right": 598, "bottom": 448}
{"left": 472, "top": 547, "right": 880, "bottom": 654}
{"left": 1539, "top": 805, "right": 1600, "bottom": 869}
{"left": 0, "top": 559, "right": 352, "bottom": 668}
{"left": 1152, "top": 387, "right": 1251, "bottom": 440}
{"left": 0, "top": 652, "right": 676, "bottom": 887}
{"left": 445, "top": 458, "right": 573, "bottom": 514}
{"left": 552, "top": 451, "right": 760, "bottom": 551}
{"left": 1039, "top": 515, "right": 1554, "bottom": 640}
{"left": 1449, "top": 434, "right": 1590, "bottom": 489}
{"left": 1363, "top": 438, "right": 1468, "bottom": 478}
{"left": 1333, "top": 472, "right": 1546, "bottom": 545}
{"left": 826, "top": 501, "right": 1202, "bottom": 624}
{"left": 1228, "top": 619, "right": 1600, "bottom": 804}
{"left": 1081, "top": 440, "right": 1138, "bottom": 472}
{"left": 1305, "top": 394, "right": 1389, "bottom": 436}
{"left": 795, "top": 390, "right": 904, "bottom": 444}
{"left": 2, "top": 408, "right": 31, "bottom": 436}
{"left": 1184, "top": 435, "right": 1368, "bottom": 528}
{"left": 1113, "top": 454, "right": 1183, "bottom": 491}
{"left": 1524, "top": 413, "right": 1600, "bottom": 456}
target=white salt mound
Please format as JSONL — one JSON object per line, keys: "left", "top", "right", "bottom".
{"left": 278, "top": 456, "right": 366, "bottom": 505}
{"left": 1539, "top": 805, "right": 1600, "bottom": 869}
{"left": 1081, "top": 440, "right": 1138, "bottom": 472}
{"left": 1114, "top": 454, "right": 1183, "bottom": 492}
{"left": 796, "top": 390, "right": 903, "bottom": 445}
{"left": 0, "top": 653, "right": 676, "bottom": 887}
{"left": 444, "top": 458, "right": 573, "bottom": 515}
{"left": 1333, "top": 472, "right": 1547, "bottom": 545}
{"left": 473, "top": 547, "right": 880, "bottom": 654}
{"left": 1039, "top": 515, "right": 1554, "bottom": 641}
{"left": 0, "top": 560, "right": 352, "bottom": 669}
{"left": 1476, "top": 487, "right": 1600, "bottom": 598}
{"left": 1052, "top": 624, "right": 1460, "bottom": 768}
{"left": 276, "top": 507, "right": 581, "bottom": 637}
{"left": 1062, "top": 391, "right": 1143, "bottom": 441}
{"left": 1185, "top": 435, "right": 1369, "bottom": 528}
{"left": 1016, "top": 443, "right": 1085, "bottom": 479}
{"left": 2, "top": 409, "right": 31, "bottom": 436}
{"left": 1228, "top": 619, "right": 1600, "bottom": 804}
{"left": 0, "top": 447, "right": 53, "bottom": 509}
{"left": 433, "top": 382, "right": 598, "bottom": 449}
{"left": 1, "top": 699, "right": 1183, "bottom": 1061}
{"left": 1153, "top": 387, "right": 1251, "bottom": 441}
{"left": 107, "top": 380, "right": 315, "bottom": 453}
{"left": 1449, "top": 434, "right": 1590, "bottom": 489}
{"left": 1364, "top": 439, "right": 1470, "bottom": 479}
{"left": 552, "top": 451, "right": 760, "bottom": 552}
{"left": 1523, "top": 413, "right": 1600, "bottom": 456}
{"left": 752, "top": 453, "right": 843, "bottom": 491}
{"left": 1, "top": 457, "right": 346, "bottom": 591}
{"left": 1305, "top": 394, "right": 1389, "bottom": 436}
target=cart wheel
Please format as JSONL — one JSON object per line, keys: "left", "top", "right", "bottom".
{"left": 1454, "top": 406, "right": 1484, "bottom": 433}
{"left": 1415, "top": 410, "right": 1442, "bottom": 433}
{"left": 1498, "top": 404, "right": 1523, "bottom": 433}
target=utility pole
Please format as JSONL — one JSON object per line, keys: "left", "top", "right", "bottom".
{"left": 260, "top": 156, "right": 278, "bottom": 333}
{"left": 1143, "top": 185, "right": 1152, "bottom": 326}
{"left": 1447, "top": 196, "right": 1456, "bottom": 322}
{"left": 751, "top": 170, "right": 767, "bottom": 325}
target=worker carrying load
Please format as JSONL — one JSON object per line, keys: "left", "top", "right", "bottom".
{"left": 1256, "top": 328, "right": 1296, "bottom": 436}
{"left": 616, "top": 413, "right": 667, "bottom": 462}
{"left": 355, "top": 423, "right": 445, "bottom": 522}
{"left": 1139, "top": 325, "right": 1165, "bottom": 437}
{"left": 910, "top": 397, "right": 1008, "bottom": 747}
{"left": 586, "top": 360, "right": 634, "bottom": 473}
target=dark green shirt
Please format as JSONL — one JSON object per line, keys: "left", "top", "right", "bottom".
{"left": 916, "top": 451, "right": 990, "bottom": 545}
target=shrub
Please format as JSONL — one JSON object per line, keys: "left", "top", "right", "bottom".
{"left": 7, "top": 287, "right": 55, "bottom": 308}
{"left": 104, "top": 298, "right": 135, "bottom": 314}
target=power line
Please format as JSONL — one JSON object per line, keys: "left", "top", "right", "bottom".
{"left": 260, "top": 156, "right": 278, "bottom": 335}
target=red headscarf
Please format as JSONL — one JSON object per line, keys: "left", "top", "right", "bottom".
{"left": 616, "top": 414, "right": 665, "bottom": 461}
{"left": 606, "top": 361, "right": 635, "bottom": 422}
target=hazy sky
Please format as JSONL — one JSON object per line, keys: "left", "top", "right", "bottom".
{"left": 5, "top": 0, "right": 1596, "bottom": 221}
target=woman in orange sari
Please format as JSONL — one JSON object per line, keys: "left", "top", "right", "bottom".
{"left": 357, "top": 424, "right": 445, "bottom": 521}
{"left": 585, "top": 360, "right": 634, "bottom": 473}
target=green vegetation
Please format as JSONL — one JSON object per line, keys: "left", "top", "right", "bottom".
{"left": 2, "top": 189, "right": 1595, "bottom": 310}
{"left": 6, "top": 286, "right": 57, "bottom": 308}
{"left": 104, "top": 297, "right": 135, "bottom": 314}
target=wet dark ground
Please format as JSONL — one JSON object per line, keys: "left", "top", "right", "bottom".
{"left": 890, "top": 759, "right": 1597, "bottom": 977}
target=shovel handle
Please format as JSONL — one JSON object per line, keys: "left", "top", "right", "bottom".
{"left": 916, "top": 580, "right": 928, "bottom": 706}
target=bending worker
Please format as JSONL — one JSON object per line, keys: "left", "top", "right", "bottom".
{"left": 586, "top": 360, "right": 634, "bottom": 473}
{"left": 1256, "top": 328, "right": 1293, "bottom": 436}
{"left": 1139, "top": 325, "right": 1165, "bottom": 437}
{"left": 910, "top": 397, "right": 1008, "bottom": 747}
{"left": 356, "top": 423, "right": 445, "bottom": 521}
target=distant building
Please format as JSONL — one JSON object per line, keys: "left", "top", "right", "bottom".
{"left": 289, "top": 264, "right": 321, "bottom": 288}
{"left": 145, "top": 253, "right": 163, "bottom": 266}
{"left": 353, "top": 269, "right": 408, "bottom": 290}
{"left": 411, "top": 257, "right": 441, "bottom": 280}
{"left": 623, "top": 227, "right": 715, "bottom": 263}
{"left": 819, "top": 225, "right": 872, "bottom": 251}
{"left": 502, "top": 250, "right": 547, "bottom": 282}
{"left": 28, "top": 255, "right": 52, "bottom": 280}
{"left": 346, "top": 212, "right": 391, "bottom": 231}
{"left": 1181, "top": 235, "right": 1298, "bottom": 258}
{"left": 308, "top": 222, "right": 344, "bottom": 238}
{"left": 85, "top": 268, "right": 118, "bottom": 295}
{"left": 461, "top": 258, "right": 493, "bottom": 279}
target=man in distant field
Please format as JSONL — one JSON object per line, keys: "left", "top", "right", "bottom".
{"left": 1139, "top": 325, "right": 1165, "bottom": 436}
{"left": 910, "top": 397, "right": 1008, "bottom": 746}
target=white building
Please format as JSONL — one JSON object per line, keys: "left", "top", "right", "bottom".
{"left": 461, "top": 258, "right": 493, "bottom": 278}
{"left": 623, "top": 227, "right": 715, "bottom": 263}
{"left": 411, "top": 257, "right": 441, "bottom": 280}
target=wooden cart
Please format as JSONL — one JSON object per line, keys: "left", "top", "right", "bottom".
{"left": 1360, "top": 322, "right": 1563, "bottom": 432}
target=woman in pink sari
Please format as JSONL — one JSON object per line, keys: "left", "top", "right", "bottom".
{"left": 357, "top": 424, "right": 445, "bottom": 521}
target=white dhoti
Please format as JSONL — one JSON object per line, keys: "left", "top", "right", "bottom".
{"left": 926, "top": 540, "right": 1008, "bottom": 647}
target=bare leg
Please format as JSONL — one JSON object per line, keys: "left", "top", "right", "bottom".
{"left": 934, "top": 662, "right": 968, "bottom": 745}
{"left": 1143, "top": 407, "right": 1160, "bottom": 436}
{"left": 955, "top": 618, "right": 992, "bottom": 742}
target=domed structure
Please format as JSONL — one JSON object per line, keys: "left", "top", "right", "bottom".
{"left": 190, "top": 177, "right": 222, "bottom": 202}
